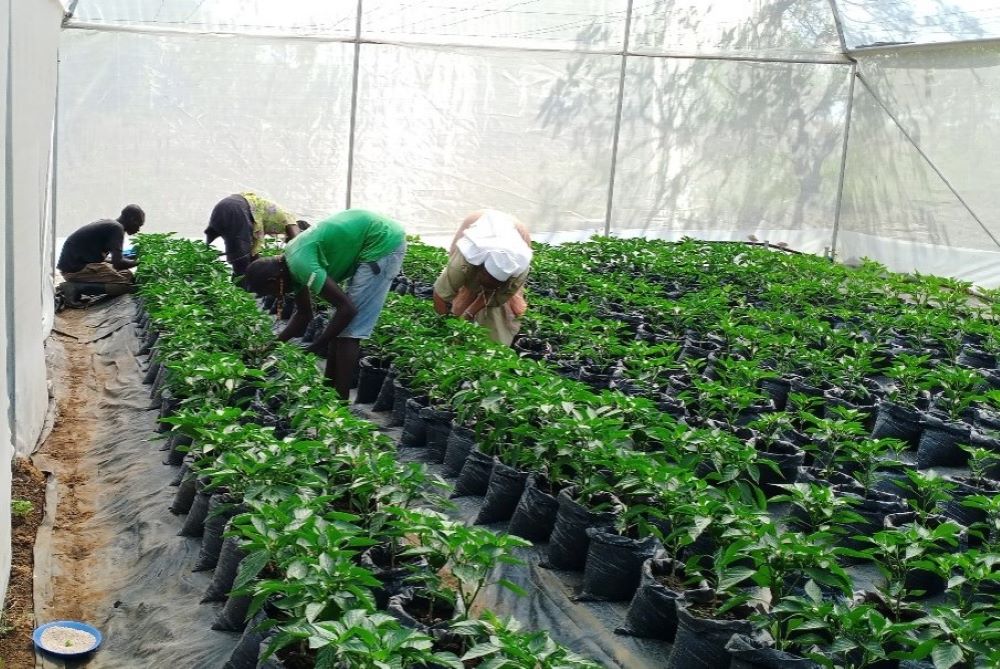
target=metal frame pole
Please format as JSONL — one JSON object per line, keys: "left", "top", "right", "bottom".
{"left": 344, "top": 0, "right": 363, "bottom": 209}
{"left": 829, "top": 63, "right": 856, "bottom": 259}
{"left": 603, "top": 0, "right": 634, "bottom": 237}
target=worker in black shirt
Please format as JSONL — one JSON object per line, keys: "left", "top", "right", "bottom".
{"left": 56, "top": 204, "right": 145, "bottom": 308}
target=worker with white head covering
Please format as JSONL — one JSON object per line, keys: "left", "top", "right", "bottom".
{"left": 433, "top": 210, "right": 532, "bottom": 345}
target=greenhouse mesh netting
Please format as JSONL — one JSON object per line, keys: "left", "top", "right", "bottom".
{"left": 55, "top": 0, "right": 1000, "bottom": 285}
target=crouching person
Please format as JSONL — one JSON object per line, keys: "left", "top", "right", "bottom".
{"left": 433, "top": 210, "right": 532, "bottom": 346}
{"left": 242, "top": 209, "right": 406, "bottom": 401}
{"left": 57, "top": 204, "right": 145, "bottom": 307}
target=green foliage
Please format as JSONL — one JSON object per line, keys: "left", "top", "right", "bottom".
{"left": 10, "top": 499, "right": 33, "bottom": 517}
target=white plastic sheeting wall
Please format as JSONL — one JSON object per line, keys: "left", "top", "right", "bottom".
{"left": 54, "top": 0, "right": 1000, "bottom": 285}
{"left": 837, "top": 43, "right": 1000, "bottom": 282}
{"left": 57, "top": 30, "right": 354, "bottom": 230}
{"left": 352, "top": 44, "right": 620, "bottom": 243}
{"left": 11, "top": 0, "right": 60, "bottom": 456}
{"left": 0, "top": 0, "right": 63, "bottom": 608}
{"left": 611, "top": 57, "right": 851, "bottom": 249}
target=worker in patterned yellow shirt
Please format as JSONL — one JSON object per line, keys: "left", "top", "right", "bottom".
{"left": 205, "top": 192, "right": 306, "bottom": 276}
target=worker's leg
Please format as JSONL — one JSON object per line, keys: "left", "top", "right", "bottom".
{"left": 63, "top": 262, "right": 132, "bottom": 285}
{"left": 101, "top": 282, "right": 138, "bottom": 297}
{"left": 328, "top": 242, "right": 408, "bottom": 401}
{"left": 324, "top": 337, "right": 360, "bottom": 401}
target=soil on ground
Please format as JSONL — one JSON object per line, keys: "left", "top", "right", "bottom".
{"left": 0, "top": 458, "right": 47, "bottom": 668}
{"left": 35, "top": 310, "right": 110, "bottom": 625}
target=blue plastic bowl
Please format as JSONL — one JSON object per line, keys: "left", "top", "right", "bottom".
{"left": 33, "top": 620, "right": 103, "bottom": 656}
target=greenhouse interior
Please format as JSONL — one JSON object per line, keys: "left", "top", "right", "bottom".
{"left": 3, "top": 0, "right": 1000, "bottom": 667}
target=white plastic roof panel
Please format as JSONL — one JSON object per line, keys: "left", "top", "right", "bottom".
{"left": 836, "top": 0, "right": 1000, "bottom": 49}
{"left": 69, "top": 0, "right": 358, "bottom": 36}
{"left": 361, "top": 0, "right": 629, "bottom": 51}
{"left": 351, "top": 44, "right": 621, "bottom": 243}
{"left": 610, "top": 57, "right": 851, "bottom": 238}
{"left": 629, "top": 0, "right": 849, "bottom": 62}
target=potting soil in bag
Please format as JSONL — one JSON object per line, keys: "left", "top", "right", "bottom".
{"left": 873, "top": 467, "right": 912, "bottom": 499}
{"left": 256, "top": 638, "right": 286, "bottom": 669}
{"left": 386, "top": 591, "right": 460, "bottom": 633}
{"left": 475, "top": 461, "right": 529, "bottom": 524}
{"left": 389, "top": 379, "right": 412, "bottom": 427}
{"left": 421, "top": 407, "right": 454, "bottom": 462}
{"left": 578, "top": 528, "right": 660, "bottom": 602}
{"left": 545, "top": 487, "right": 622, "bottom": 571}
{"left": 916, "top": 415, "right": 972, "bottom": 468}
{"left": 372, "top": 371, "right": 396, "bottom": 412}
{"left": 452, "top": 447, "right": 495, "bottom": 497}
{"left": 150, "top": 363, "right": 167, "bottom": 401}
{"left": 726, "top": 633, "right": 819, "bottom": 669}
{"left": 179, "top": 480, "right": 212, "bottom": 537}
{"left": 942, "top": 477, "right": 998, "bottom": 528}
{"left": 139, "top": 328, "right": 159, "bottom": 355}
{"left": 442, "top": 425, "right": 476, "bottom": 477}
{"left": 213, "top": 591, "right": 253, "bottom": 632}
{"left": 165, "top": 432, "right": 192, "bottom": 466}
{"left": 616, "top": 558, "right": 685, "bottom": 641}
{"left": 507, "top": 474, "right": 561, "bottom": 542}
{"left": 222, "top": 611, "right": 269, "bottom": 668}
{"left": 400, "top": 397, "right": 428, "bottom": 448}
{"left": 142, "top": 359, "right": 161, "bottom": 385}
{"left": 158, "top": 394, "right": 181, "bottom": 433}
{"left": 169, "top": 455, "right": 190, "bottom": 487}
{"left": 194, "top": 496, "right": 246, "bottom": 572}
{"left": 759, "top": 377, "right": 791, "bottom": 410}
{"left": 355, "top": 356, "right": 388, "bottom": 404}
{"left": 756, "top": 442, "right": 804, "bottom": 497}
{"left": 833, "top": 485, "right": 907, "bottom": 553}
{"left": 872, "top": 401, "right": 923, "bottom": 446}
{"left": 956, "top": 345, "right": 996, "bottom": 369}
{"left": 360, "top": 545, "right": 426, "bottom": 609}
{"left": 170, "top": 463, "right": 198, "bottom": 515}
{"left": 203, "top": 536, "right": 247, "bottom": 602}
{"left": 665, "top": 600, "right": 752, "bottom": 669}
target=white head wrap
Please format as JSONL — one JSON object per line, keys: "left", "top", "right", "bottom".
{"left": 455, "top": 211, "right": 533, "bottom": 281}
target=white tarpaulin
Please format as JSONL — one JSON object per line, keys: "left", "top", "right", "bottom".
{"left": 0, "top": 0, "right": 62, "bottom": 607}
{"left": 10, "top": 0, "right": 61, "bottom": 457}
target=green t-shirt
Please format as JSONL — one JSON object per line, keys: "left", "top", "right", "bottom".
{"left": 284, "top": 209, "right": 405, "bottom": 295}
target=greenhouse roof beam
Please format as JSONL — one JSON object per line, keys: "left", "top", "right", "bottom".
{"left": 849, "top": 34, "right": 1000, "bottom": 54}
{"left": 826, "top": 0, "right": 853, "bottom": 59}
{"left": 61, "top": 20, "right": 854, "bottom": 66}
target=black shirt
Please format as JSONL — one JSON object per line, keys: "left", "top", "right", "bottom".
{"left": 57, "top": 219, "right": 125, "bottom": 273}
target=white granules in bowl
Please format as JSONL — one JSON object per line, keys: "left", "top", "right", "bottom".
{"left": 39, "top": 626, "right": 97, "bottom": 653}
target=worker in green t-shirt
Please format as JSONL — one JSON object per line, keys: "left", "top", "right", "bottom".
{"left": 243, "top": 209, "right": 407, "bottom": 400}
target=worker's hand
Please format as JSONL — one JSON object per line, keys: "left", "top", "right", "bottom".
{"left": 432, "top": 291, "right": 449, "bottom": 316}
{"left": 461, "top": 311, "right": 476, "bottom": 322}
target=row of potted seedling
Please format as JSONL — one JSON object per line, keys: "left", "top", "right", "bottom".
{"left": 132, "top": 234, "right": 602, "bottom": 669}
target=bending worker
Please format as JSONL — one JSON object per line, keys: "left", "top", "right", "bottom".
{"left": 433, "top": 210, "right": 532, "bottom": 345}
{"left": 56, "top": 204, "right": 145, "bottom": 307}
{"left": 205, "top": 192, "right": 303, "bottom": 276}
{"left": 243, "top": 209, "right": 406, "bottom": 401}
